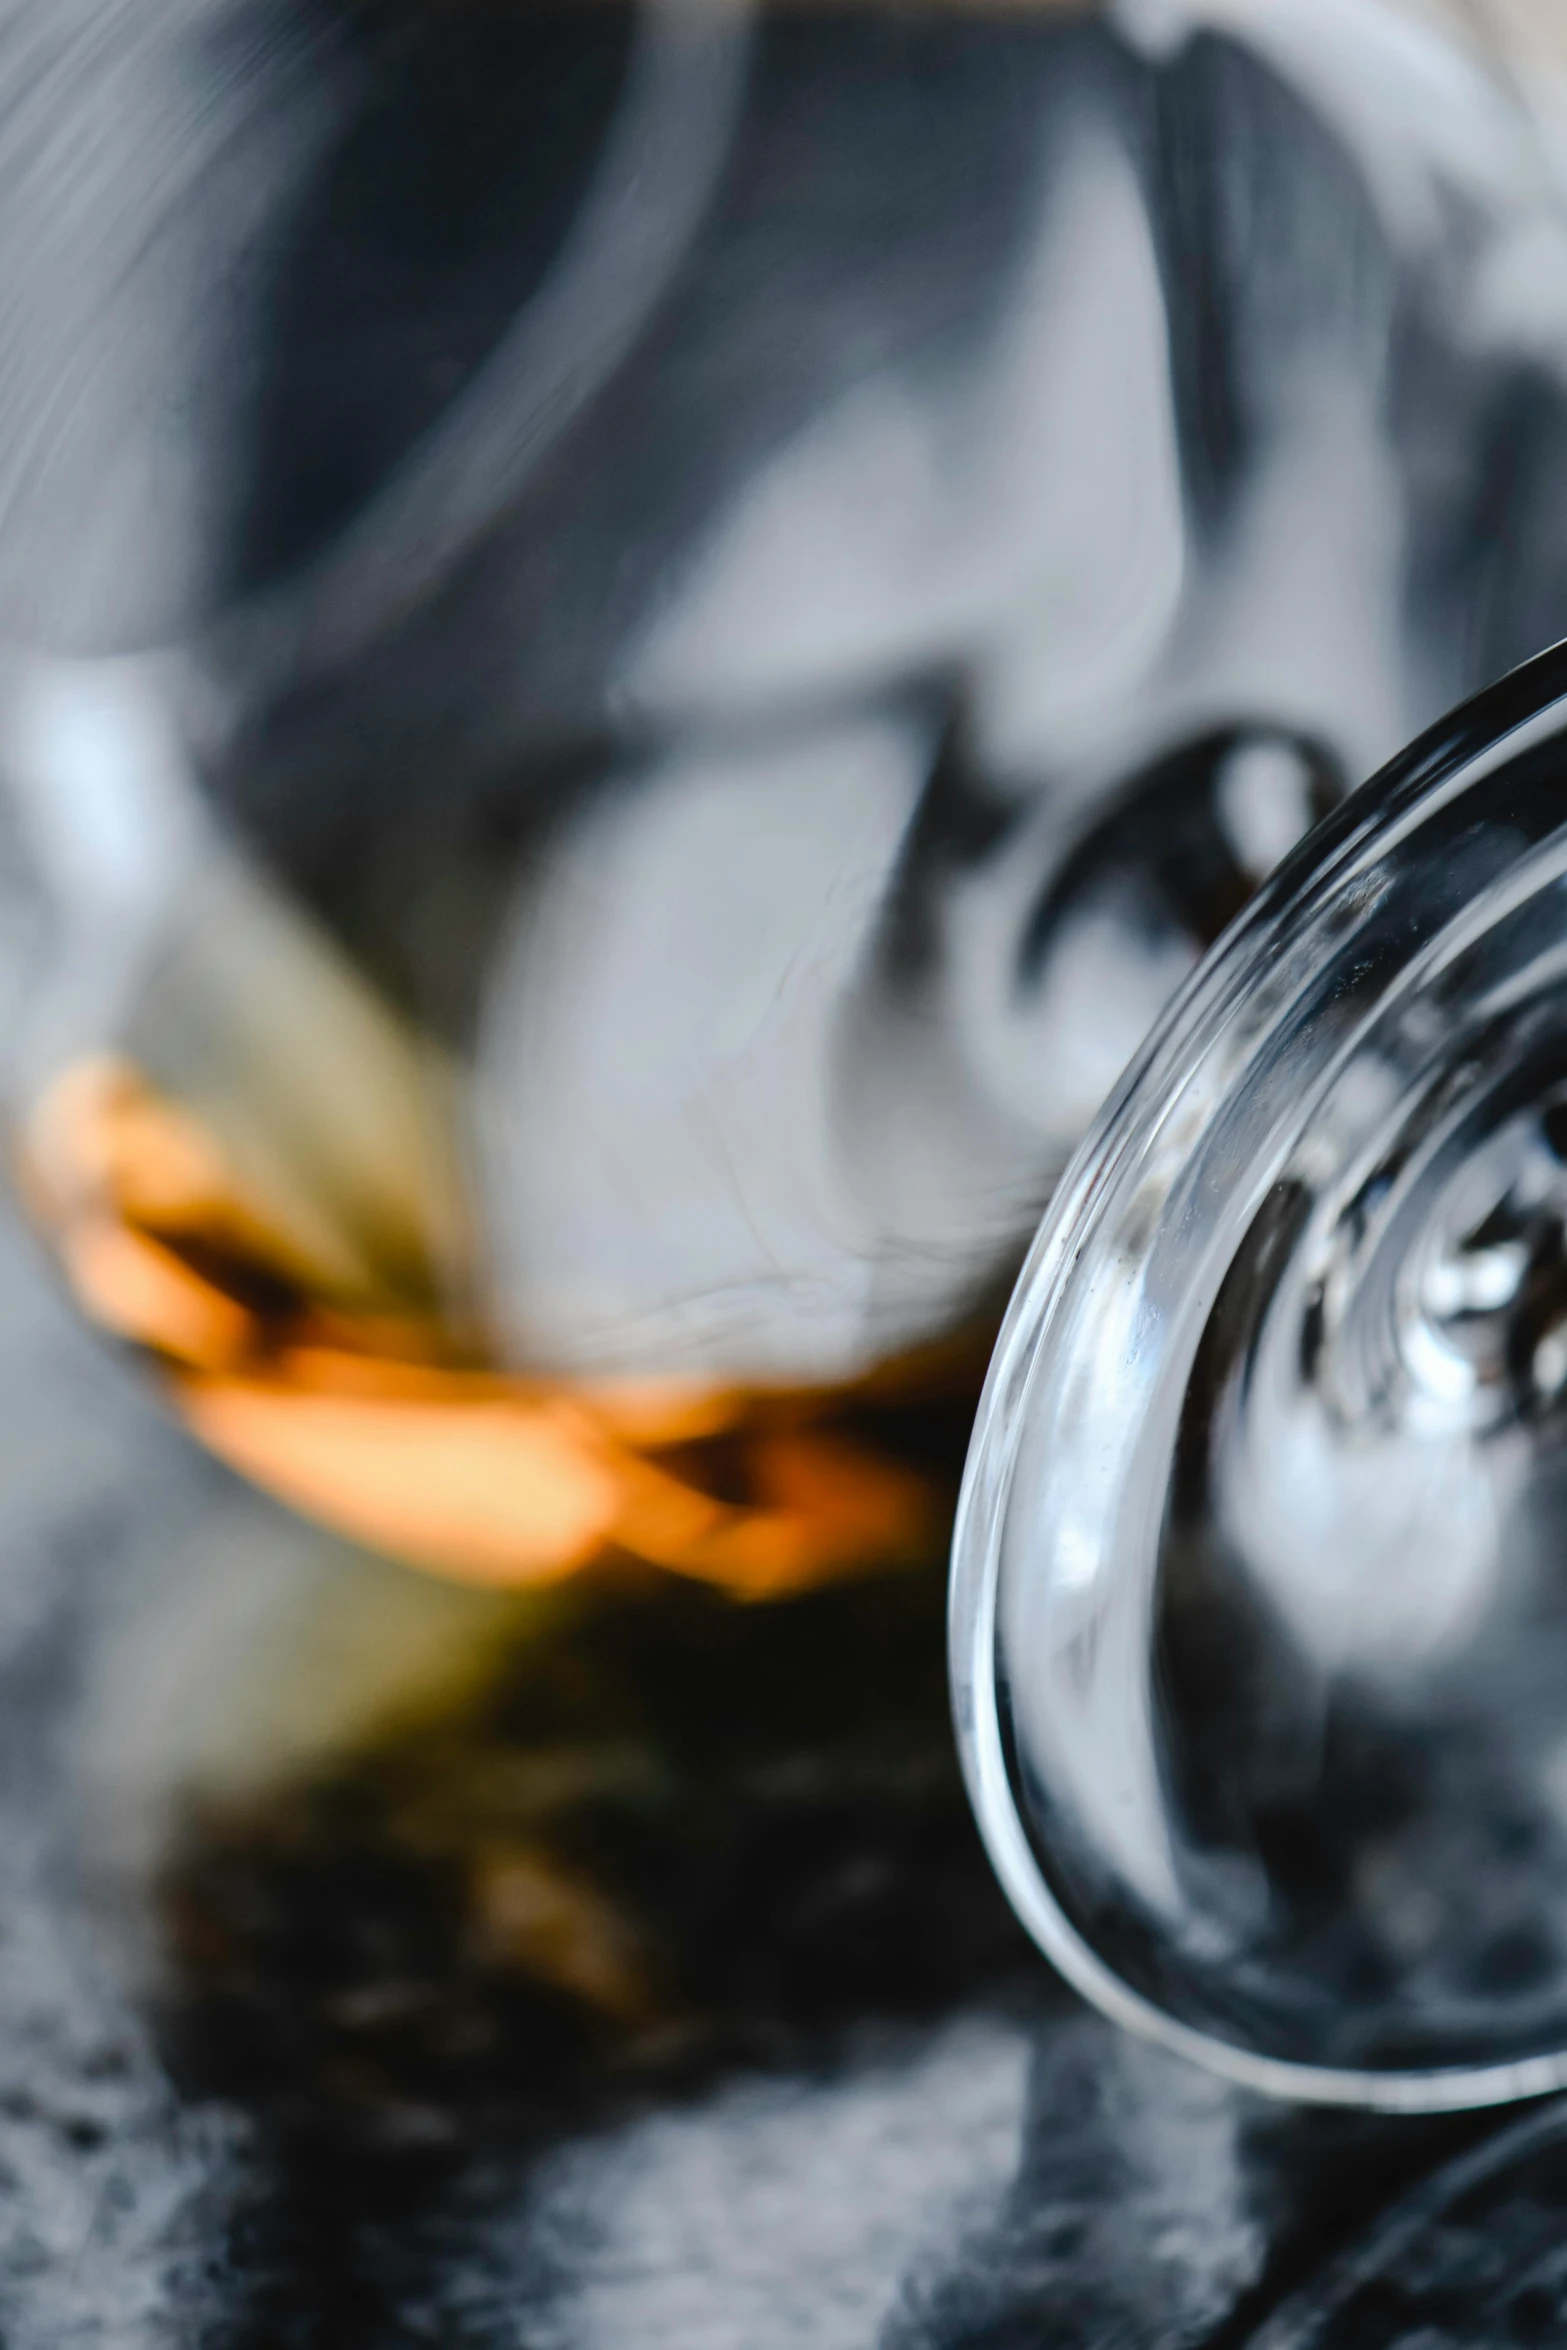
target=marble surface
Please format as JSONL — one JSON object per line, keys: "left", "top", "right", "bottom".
{"left": 0, "top": 1201, "right": 1551, "bottom": 2348}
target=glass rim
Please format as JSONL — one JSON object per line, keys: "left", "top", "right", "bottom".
{"left": 949, "top": 632, "right": 1567, "bottom": 2112}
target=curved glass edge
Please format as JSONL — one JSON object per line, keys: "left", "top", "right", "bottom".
{"left": 1242, "top": 2096, "right": 1567, "bottom": 2345}
{"left": 948, "top": 635, "right": 1567, "bottom": 2113}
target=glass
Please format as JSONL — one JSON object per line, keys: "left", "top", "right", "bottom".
{"left": 5, "top": 0, "right": 1567, "bottom": 2116}
{"left": 1246, "top": 2096, "right": 1567, "bottom": 2346}
{"left": 0, "top": 0, "right": 1366, "bottom": 1604}
{"left": 955, "top": 643, "right": 1567, "bottom": 2110}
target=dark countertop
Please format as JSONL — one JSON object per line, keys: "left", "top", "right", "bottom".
{"left": 0, "top": 1208, "right": 1557, "bottom": 2348}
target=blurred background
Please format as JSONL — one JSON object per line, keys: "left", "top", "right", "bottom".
{"left": 7, "top": 0, "right": 1567, "bottom": 2339}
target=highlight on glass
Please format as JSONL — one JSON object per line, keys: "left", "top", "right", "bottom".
{"left": 955, "top": 645, "right": 1567, "bottom": 2112}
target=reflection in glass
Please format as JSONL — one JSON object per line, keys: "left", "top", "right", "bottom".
{"left": 7, "top": 0, "right": 1567, "bottom": 2105}
{"left": 955, "top": 648, "right": 1567, "bottom": 2110}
